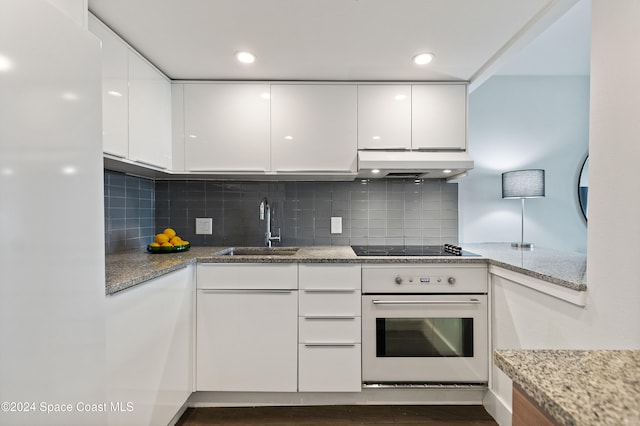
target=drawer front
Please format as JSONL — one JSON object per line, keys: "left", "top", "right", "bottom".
{"left": 299, "top": 264, "right": 361, "bottom": 290}
{"left": 197, "top": 263, "right": 297, "bottom": 289}
{"left": 298, "top": 344, "right": 362, "bottom": 392}
{"left": 299, "top": 290, "right": 361, "bottom": 316}
{"left": 299, "top": 317, "right": 361, "bottom": 343}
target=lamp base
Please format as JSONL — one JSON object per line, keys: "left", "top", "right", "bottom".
{"left": 511, "top": 242, "right": 534, "bottom": 249}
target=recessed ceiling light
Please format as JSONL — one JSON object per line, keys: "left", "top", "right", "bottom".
{"left": 284, "top": 135, "right": 293, "bottom": 140}
{"left": 394, "top": 94, "right": 407, "bottom": 101}
{"left": 443, "top": 169, "right": 452, "bottom": 174}
{"left": 372, "top": 169, "right": 380, "bottom": 174}
{"left": 107, "top": 90, "right": 123, "bottom": 97}
{"left": 412, "top": 52, "right": 435, "bottom": 65}
{"left": 372, "top": 136, "right": 381, "bottom": 140}
{"left": 235, "top": 51, "right": 256, "bottom": 64}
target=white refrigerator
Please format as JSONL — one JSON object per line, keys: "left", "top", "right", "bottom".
{"left": 0, "top": 1, "right": 107, "bottom": 424}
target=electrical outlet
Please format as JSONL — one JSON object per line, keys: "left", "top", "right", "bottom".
{"left": 195, "top": 218, "right": 213, "bottom": 235}
{"left": 331, "top": 217, "right": 342, "bottom": 234}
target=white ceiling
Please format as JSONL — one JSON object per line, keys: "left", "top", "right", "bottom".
{"left": 87, "top": 0, "right": 586, "bottom": 86}
{"left": 496, "top": 0, "right": 590, "bottom": 76}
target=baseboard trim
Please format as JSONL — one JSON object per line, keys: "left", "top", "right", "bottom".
{"left": 483, "top": 388, "right": 512, "bottom": 426}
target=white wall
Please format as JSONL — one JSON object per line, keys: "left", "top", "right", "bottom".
{"left": 586, "top": 0, "right": 640, "bottom": 347}
{"left": 459, "top": 76, "right": 589, "bottom": 253}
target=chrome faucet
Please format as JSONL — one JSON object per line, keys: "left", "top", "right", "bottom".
{"left": 259, "top": 197, "right": 281, "bottom": 247}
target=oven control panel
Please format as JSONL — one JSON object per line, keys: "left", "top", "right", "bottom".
{"left": 394, "top": 275, "right": 456, "bottom": 286}
{"left": 362, "top": 265, "right": 487, "bottom": 294}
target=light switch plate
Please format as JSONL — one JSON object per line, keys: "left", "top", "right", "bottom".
{"left": 331, "top": 217, "right": 342, "bottom": 234}
{"left": 195, "top": 217, "right": 213, "bottom": 235}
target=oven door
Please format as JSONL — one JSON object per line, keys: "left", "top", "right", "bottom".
{"left": 362, "top": 294, "right": 488, "bottom": 384}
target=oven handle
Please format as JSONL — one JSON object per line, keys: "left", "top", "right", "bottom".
{"left": 372, "top": 298, "right": 482, "bottom": 305}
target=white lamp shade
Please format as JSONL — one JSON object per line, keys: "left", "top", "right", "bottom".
{"left": 502, "top": 169, "right": 545, "bottom": 199}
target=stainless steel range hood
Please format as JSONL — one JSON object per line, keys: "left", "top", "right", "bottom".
{"left": 357, "top": 151, "right": 474, "bottom": 180}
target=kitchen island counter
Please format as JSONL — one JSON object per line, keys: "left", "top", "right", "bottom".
{"left": 494, "top": 349, "right": 640, "bottom": 426}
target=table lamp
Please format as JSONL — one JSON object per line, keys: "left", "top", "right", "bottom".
{"left": 502, "top": 169, "right": 545, "bottom": 249}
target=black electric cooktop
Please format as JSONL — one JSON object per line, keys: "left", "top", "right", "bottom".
{"left": 350, "top": 244, "right": 479, "bottom": 257}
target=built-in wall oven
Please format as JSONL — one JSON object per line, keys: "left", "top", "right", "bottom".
{"left": 361, "top": 264, "right": 488, "bottom": 386}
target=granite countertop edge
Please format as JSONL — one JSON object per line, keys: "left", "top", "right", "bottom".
{"left": 106, "top": 244, "right": 586, "bottom": 295}
{"left": 493, "top": 349, "right": 640, "bottom": 426}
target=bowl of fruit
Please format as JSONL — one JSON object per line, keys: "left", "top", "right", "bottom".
{"left": 147, "top": 228, "right": 190, "bottom": 253}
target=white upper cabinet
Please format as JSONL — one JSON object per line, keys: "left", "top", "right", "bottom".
{"left": 88, "top": 15, "right": 129, "bottom": 158}
{"left": 90, "top": 15, "right": 172, "bottom": 170}
{"left": 128, "top": 51, "right": 172, "bottom": 169}
{"left": 411, "top": 84, "right": 467, "bottom": 150}
{"left": 183, "top": 84, "right": 270, "bottom": 172}
{"left": 271, "top": 84, "right": 357, "bottom": 174}
{"left": 357, "top": 85, "right": 411, "bottom": 150}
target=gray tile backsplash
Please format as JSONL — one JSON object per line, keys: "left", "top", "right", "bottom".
{"left": 154, "top": 179, "right": 458, "bottom": 247}
{"left": 104, "top": 171, "right": 155, "bottom": 253}
{"left": 105, "top": 170, "right": 459, "bottom": 252}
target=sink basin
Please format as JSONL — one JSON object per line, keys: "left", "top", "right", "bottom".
{"left": 213, "top": 247, "right": 300, "bottom": 256}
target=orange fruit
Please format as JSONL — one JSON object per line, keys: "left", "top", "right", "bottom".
{"left": 155, "top": 233, "right": 169, "bottom": 244}
{"left": 149, "top": 242, "right": 160, "bottom": 247}
{"left": 160, "top": 241, "right": 173, "bottom": 247}
{"left": 169, "top": 236, "right": 182, "bottom": 245}
{"left": 163, "top": 228, "right": 177, "bottom": 239}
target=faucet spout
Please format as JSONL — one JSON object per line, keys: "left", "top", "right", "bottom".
{"left": 260, "top": 197, "right": 281, "bottom": 247}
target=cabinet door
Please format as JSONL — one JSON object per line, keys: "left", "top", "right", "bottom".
{"left": 128, "top": 51, "right": 172, "bottom": 169}
{"left": 299, "top": 344, "right": 362, "bottom": 392}
{"left": 357, "top": 85, "right": 411, "bottom": 150}
{"left": 106, "top": 267, "right": 194, "bottom": 426}
{"left": 271, "top": 84, "right": 357, "bottom": 173}
{"left": 411, "top": 84, "right": 467, "bottom": 150}
{"left": 196, "top": 289, "right": 298, "bottom": 392}
{"left": 88, "top": 16, "right": 129, "bottom": 158}
{"left": 183, "top": 84, "right": 270, "bottom": 172}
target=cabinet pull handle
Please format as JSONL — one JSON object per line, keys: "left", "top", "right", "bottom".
{"left": 304, "top": 343, "right": 356, "bottom": 348}
{"left": 303, "top": 316, "right": 356, "bottom": 320}
{"left": 372, "top": 299, "right": 481, "bottom": 305}
{"left": 303, "top": 289, "right": 357, "bottom": 293}
{"left": 200, "top": 289, "right": 294, "bottom": 294}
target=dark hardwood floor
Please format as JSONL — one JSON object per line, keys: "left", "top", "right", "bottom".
{"left": 176, "top": 405, "right": 498, "bottom": 425}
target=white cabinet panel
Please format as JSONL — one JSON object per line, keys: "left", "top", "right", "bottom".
{"left": 271, "top": 84, "right": 357, "bottom": 173}
{"left": 299, "top": 317, "right": 361, "bottom": 343}
{"left": 299, "top": 289, "right": 362, "bottom": 317}
{"left": 88, "top": 15, "right": 128, "bottom": 158}
{"left": 106, "top": 267, "right": 194, "bottom": 426}
{"left": 183, "top": 84, "right": 270, "bottom": 172}
{"left": 298, "top": 263, "right": 361, "bottom": 290}
{"left": 197, "top": 263, "right": 297, "bottom": 290}
{"left": 128, "top": 51, "right": 172, "bottom": 169}
{"left": 298, "top": 344, "right": 362, "bottom": 392}
{"left": 196, "top": 289, "right": 298, "bottom": 392}
{"left": 412, "top": 84, "right": 467, "bottom": 150}
{"left": 357, "top": 85, "right": 411, "bottom": 150}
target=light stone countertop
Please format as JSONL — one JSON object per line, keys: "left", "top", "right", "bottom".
{"left": 105, "top": 243, "right": 586, "bottom": 295}
{"left": 465, "top": 243, "right": 587, "bottom": 291}
{"left": 494, "top": 349, "right": 640, "bottom": 426}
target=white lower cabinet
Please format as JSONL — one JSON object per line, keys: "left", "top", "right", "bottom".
{"left": 196, "top": 264, "right": 298, "bottom": 392}
{"left": 106, "top": 266, "right": 194, "bottom": 426}
{"left": 298, "top": 264, "right": 362, "bottom": 392}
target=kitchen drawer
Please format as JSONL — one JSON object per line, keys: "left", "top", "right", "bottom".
{"left": 299, "top": 264, "right": 361, "bottom": 290}
{"left": 196, "top": 263, "right": 297, "bottom": 290}
{"left": 299, "top": 317, "right": 361, "bottom": 343}
{"left": 298, "top": 344, "right": 362, "bottom": 392}
{"left": 299, "top": 289, "right": 361, "bottom": 317}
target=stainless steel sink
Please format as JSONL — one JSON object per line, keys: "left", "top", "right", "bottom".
{"left": 213, "top": 247, "right": 300, "bottom": 256}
